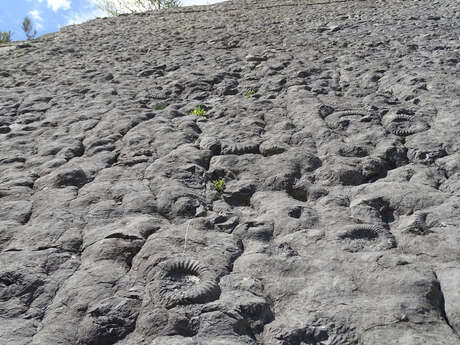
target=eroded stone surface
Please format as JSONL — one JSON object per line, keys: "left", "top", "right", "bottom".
{"left": 0, "top": 0, "right": 459, "bottom": 344}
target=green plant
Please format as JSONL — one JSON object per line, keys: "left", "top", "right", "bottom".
{"left": 245, "top": 88, "right": 256, "bottom": 98}
{"left": 94, "top": 0, "right": 181, "bottom": 16}
{"left": 0, "top": 31, "right": 12, "bottom": 43}
{"left": 213, "top": 179, "right": 225, "bottom": 193}
{"left": 22, "top": 16, "right": 37, "bottom": 40}
{"left": 154, "top": 103, "right": 167, "bottom": 110}
{"left": 189, "top": 105, "right": 206, "bottom": 117}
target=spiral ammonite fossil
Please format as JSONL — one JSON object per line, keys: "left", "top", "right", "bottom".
{"left": 158, "top": 258, "right": 220, "bottom": 308}
{"left": 386, "top": 114, "right": 429, "bottom": 136}
{"left": 337, "top": 224, "right": 396, "bottom": 252}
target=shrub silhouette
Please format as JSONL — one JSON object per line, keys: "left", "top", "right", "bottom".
{"left": 0, "top": 31, "right": 12, "bottom": 43}
{"left": 22, "top": 16, "right": 37, "bottom": 40}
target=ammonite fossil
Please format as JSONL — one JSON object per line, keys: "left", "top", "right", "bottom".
{"left": 158, "top": 258, "right": 220, "bottom": 308}
{"left": 337, "top": 224, "right": 396, "bottom": 252}
{"left": 386, "top": 114, "right": 429, "bottom": 136}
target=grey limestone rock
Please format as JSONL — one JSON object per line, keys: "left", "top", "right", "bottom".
{"left": 0, "top": 0, "right": 459, "bottom": 344}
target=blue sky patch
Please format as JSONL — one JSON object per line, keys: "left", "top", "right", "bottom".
{"left": 0, "top": 0, "right": 225, "bottom": 41}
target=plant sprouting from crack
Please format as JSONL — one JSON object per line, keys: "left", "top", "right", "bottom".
{"left": 245, "top": 88, "right": 256, "bottom": 98}
{"left": 154, "top": 103, "right": 167, "bottom": 110}
{"left": 212, "top": 179, "right": 225, "bottom": 193}
{"left": 189, "top": 105, "right": 206, "bottom": 117}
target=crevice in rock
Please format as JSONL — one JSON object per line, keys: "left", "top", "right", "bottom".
{"left": 105, "top": 233, "right": 144, "bottom": 241}
{"left": 434, "top": 272, "right": 460, "bottom": 338}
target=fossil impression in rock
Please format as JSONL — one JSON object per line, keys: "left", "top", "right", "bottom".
{"left": 158, "top": 257, "right": 220, "bottom": 308}
{"left": 385, "top": 114, "right": 429, "bottom": 136}
{"left": 337, "top": 224, "right": 396, "bottom": 252}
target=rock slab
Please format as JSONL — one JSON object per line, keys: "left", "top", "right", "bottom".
{"left": 0, "top": 0, "right": 459, "bottom": 344}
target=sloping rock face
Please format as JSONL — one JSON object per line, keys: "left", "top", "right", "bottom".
{"left": 0, "top": 0, "right": 459, "bottom": 344}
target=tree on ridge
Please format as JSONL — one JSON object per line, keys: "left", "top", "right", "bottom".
{"left": 22, "top": 16, "right": 37, "bottom": 40}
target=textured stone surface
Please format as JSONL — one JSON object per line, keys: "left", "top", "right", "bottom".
{"left": 0, "top": 0, "right": 459, "bottom": 344}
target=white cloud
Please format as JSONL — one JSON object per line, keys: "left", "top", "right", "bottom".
{"left": 28, "top": 10, "right": 42, "bottom": 21}
{"left": 28, "top": 10, "right": 44, "bottom": 30}
{"left": 47, "top": 0, "right": 71, "bottom": 12}
{"left": 66, "top": 8, "right": 107, "bottom": 25}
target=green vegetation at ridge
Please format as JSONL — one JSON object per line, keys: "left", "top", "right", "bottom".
{"left": 22, "top": 16, "right": 37, "bottom": 41}
{"left": 0, "top": 31, "right": 12, "bottom": 43}
{"left": 95, "top": 0, "right": 181, "bottom": 16}
{"left": 0, "top": 15, "right": 38, "bottom": 43}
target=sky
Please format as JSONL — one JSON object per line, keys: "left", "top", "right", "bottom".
{"left": 0, "top": 0, "right": 226, "bottom": 41}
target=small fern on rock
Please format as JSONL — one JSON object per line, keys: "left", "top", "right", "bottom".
{"left": 245, "top": 88, "right": 256, "bottom": 98}
{"left": 213, "top": 179, "right": 225, "bottom": 193}
{"left": 189, "top": 105, "right": 206, "bottom": 117}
